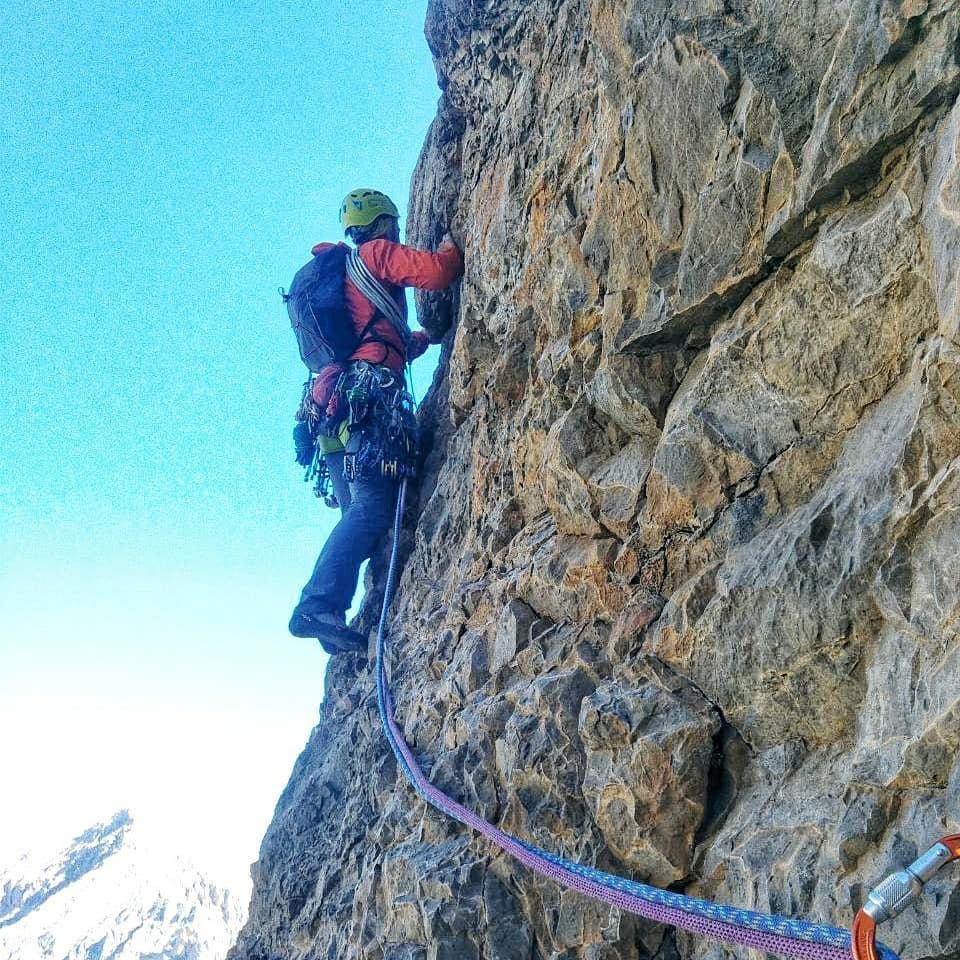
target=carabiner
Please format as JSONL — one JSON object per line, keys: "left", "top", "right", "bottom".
{"left": 851, "top": 834, "right": 960, "bottom": 960}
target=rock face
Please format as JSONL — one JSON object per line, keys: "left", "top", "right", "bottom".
{"left": 232, "top": 2, "right": 960, "bottom": 958}
{"left": 0, "top": 811, "right": 244, "bottom": 959}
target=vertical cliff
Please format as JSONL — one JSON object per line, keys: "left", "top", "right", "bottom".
{"left": 231, "top": 2, "right": 960, "bottom": 958}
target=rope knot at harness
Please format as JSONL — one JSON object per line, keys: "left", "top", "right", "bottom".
{"left": 852, "top": 835, "right": 960, "bottom": 960}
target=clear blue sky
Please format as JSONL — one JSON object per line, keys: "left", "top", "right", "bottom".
{"left": 0, "top": 0, "right": 441, "bottom": 886}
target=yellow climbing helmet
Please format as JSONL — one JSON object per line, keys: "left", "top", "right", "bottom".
{"left": 340, "top": 189, "right": 400, "bottom": 231}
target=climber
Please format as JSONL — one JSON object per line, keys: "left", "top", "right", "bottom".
{"left": 288, "top": 188, "right": 463, "bottom": 654}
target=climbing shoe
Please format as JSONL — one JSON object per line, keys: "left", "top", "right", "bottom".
{"left": 288, "top": 607, "right": 367, "bottom": 654}
{"left": 289, "top": 606, "right": 340, "bottom": 638}
{"left": 314, "top": 622, "right": 367, "bottom": 655}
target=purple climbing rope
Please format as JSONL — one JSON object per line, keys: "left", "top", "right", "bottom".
{"left": 374, "top": 480, "right": 895, "bottom": 960}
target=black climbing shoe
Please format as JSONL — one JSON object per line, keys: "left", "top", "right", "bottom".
{"left": 314, "top": 622, "right": 367, "bottom": 654}
{"left": 289, "top": 608, "right": 366, "bottom": 654}
{"left": 289, "top": 604, "right": 345, "bottom": 637}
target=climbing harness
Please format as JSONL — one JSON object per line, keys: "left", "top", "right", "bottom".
{"left": 373, "top": 481, "right": 956, "bottom": 960}
{"left": 294, "top": 358, "right": 417, "bottom": 504}
{"left": 851, "top": 836, "right": 960, "bottom": 960}
{"left": 342, "top": 362, "right": 417, "bottom": 483}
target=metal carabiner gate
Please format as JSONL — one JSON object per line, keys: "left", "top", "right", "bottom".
{"left": 851, "top": 834, "right": 960, "bottom": 960}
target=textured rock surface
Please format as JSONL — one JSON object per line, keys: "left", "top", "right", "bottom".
{"left": 231, "top": 2, "right": 960, "bottom": 958}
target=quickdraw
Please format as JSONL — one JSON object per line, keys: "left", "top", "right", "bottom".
{"left": 295, "top": 377, "right": 340, "bottom": 507}
{"left": 305, "top": 449, "right": 338, "bottom": 508}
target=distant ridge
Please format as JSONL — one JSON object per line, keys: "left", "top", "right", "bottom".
{"left": 0, "top": 810, "right": 243, "bottom": 959}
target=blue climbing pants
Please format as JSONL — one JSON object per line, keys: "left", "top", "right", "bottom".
{"left": 296, "top": 451, "right": 399, "bottom": 616}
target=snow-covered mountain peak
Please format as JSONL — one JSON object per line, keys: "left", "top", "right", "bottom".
{"left": 0, "top": 810, "right": 244, "bottom": 960}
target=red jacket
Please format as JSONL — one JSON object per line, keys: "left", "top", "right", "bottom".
{"left": 310, "top": 237, "right": 464, "bottom": 374}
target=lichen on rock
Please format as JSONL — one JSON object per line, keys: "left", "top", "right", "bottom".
{"left": 230, "top": 2, "right": 960, "bottom": 958}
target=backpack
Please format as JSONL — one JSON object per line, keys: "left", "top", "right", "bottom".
{"left": 282, "top": 243, "right": 413, "bottom": 372}
{"left": 281, "top": 243, "right": 376, "bottom": 371}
